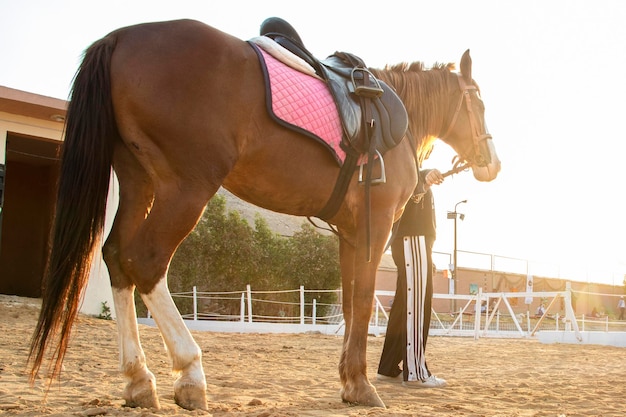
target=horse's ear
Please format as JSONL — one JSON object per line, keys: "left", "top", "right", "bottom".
{"left": 460, "top": 49, "right": 472, "bottom": 82}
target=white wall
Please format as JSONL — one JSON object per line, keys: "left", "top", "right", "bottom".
{"left": 80, "top": 172, "right": 119, "bottom": 318}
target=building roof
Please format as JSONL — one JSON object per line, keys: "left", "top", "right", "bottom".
{"left": 0, "top": 85, "right": 67, "bottom": 122}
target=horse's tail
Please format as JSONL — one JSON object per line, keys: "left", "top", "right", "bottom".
{"left": 28, "top": 35, "right": 117, "bottom": 383}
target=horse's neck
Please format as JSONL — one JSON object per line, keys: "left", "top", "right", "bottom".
{"left": 375, "top": 69, "right": 449, "bottom": 156}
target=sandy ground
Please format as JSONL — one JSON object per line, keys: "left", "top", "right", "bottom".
{"left": 1, "top": 294, "right": 625, "bottom": 417}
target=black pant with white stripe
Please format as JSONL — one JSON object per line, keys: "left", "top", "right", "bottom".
{"left": 378, "top": 235, "right": 433, "bottom": 381}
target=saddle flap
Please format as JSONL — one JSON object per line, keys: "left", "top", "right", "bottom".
{"left": 376, "top": 82, "right": 409, "bottom": 150}
{"left": 326, "top": 77, "right": 361, "bottom": 141}
{"left": 321, "top": 52, "right": 408, "bottom": 155}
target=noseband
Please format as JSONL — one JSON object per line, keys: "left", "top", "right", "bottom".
{"left": 441, "top": 74, "right": 492, "bottom": 167}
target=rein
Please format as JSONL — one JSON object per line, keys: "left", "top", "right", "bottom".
{"left": 440, "top": 74, "right": 492, "bottom": 166}
{"left": 442, "top": 160, "right": 471, "bottom": 177}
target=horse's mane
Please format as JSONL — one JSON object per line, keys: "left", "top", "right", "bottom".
{"left": 371, "top": 61, "right": 455, "bottom": 164}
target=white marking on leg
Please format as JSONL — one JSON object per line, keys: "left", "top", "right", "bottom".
{"left": 112, "top": 287, "right": 148, "bottom": 376}
{"left": 141, "top": 279, "right": 207, "bottom": 410}
{"left": 141, "top": 279, "right": 204, "bottom": 377}
{"left": 112, "top": 286, "right": 160, "bottom": 408}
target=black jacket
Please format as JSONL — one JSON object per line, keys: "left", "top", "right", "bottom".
{"left": 395, "top": 187, "right": 436, "bottom": 240}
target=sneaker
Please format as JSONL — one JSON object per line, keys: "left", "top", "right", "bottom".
{"left": 402, "top": 375, "right": 447, "bottom": 389}
{"left": 376, "top": 373, "right": 402, "bottom": 383}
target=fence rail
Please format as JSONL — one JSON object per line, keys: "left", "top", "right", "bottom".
{"left": 137, "top": 283, "right": 626, "bottom": 343}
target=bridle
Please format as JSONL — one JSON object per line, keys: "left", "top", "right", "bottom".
{"left": 389, "top": 74, "right": 492, "bottom": 251}
{"left": 440, "top": 74, "right": 493, "bottom": 167}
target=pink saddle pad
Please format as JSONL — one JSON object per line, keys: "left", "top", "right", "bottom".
{"left": 254, "top": 46, "right": 345, "bottom": 164}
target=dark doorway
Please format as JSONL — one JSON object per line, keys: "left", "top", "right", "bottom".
{"left": 0, "top": 133, "right": 60, "bottom": 297}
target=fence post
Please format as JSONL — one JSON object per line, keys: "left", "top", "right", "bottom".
{"left": 605, "top": 316, "right": 609, "bottom": 332}
{"left": 563, "top": 282, "right": 582, "bottom": 340}
{"left": 474, "top": 288, "right": 482, "bottom": 340}
{"left": 375, "top": 301, "right": 380, "bottom": 328}
{"left": 312, "top": 298, "right": 317, "bottom": 325}
{"left": 300, "top": 286, "right": 305, "bottom": 325}
{"left": 582, "top": 314, "right": 585, "bottom": 331}
{"left": 193, "top": 286, "right": 198, "bottom": 321}
{"left": 496, "top": 310, "right": 500, "bottom": 332}
{"left": 240, "top": 293, "right": 245, "bottom": 323}
{"left": 247, "top": 284, "right": 253, "bottom": 323}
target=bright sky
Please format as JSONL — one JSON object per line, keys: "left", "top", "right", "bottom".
{"left": 2, "top": 0, "right": 626, "bottom": 285}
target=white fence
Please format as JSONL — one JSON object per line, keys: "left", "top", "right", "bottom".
{"left": 136, "top": 283, "right": 626, "bottom": 346}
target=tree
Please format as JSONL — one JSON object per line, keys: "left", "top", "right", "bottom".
{"left": 283, "top": 223, "right": 342, "bottom": 317}
{"left": 150, "top": 196, "right": 342, "bottom": 319}
{"left": 285, "top": 223, "right": 341, "bottom": 289}
{"left": 165, "top": 195, "right": 259, "bottom": 315}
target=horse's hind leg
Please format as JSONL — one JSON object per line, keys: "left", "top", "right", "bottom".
{"left": 133, "top": 193, "right": 212, "bottom": 411}
{"left": 112, "top": 287, "right": 159, "bottom": 408}
{"left": 140, "top": 279, "right": 207, "bottom": 410}
{"left": 103, "top": 145, "right": 160, "bottom": 408}
{"left": 109, "top": 149, "right": 214, "bottom": 410}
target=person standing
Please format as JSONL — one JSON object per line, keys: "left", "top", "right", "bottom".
{"left": 618, "top": 296, "right": 625, "bottom": 320}
{"left": 377, "top": 169, "right": 446, "bottom": 388}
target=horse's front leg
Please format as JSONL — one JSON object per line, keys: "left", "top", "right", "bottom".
{"left": 337, "top": 238, "right": 385, "bottom": 408}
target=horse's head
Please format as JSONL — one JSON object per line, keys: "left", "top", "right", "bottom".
{"left": 440, "top": 50, "right": 500, "bottom": 182}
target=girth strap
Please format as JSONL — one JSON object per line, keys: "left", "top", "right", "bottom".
{"left": 316, "top": 152, "right": 359, "bottom": 221}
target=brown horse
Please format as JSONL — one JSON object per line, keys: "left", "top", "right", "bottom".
{"left": 28, "top": 19, "right": 500, "bottom": 410}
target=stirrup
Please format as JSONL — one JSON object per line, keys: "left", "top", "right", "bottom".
{"left": 351, "top": 67, "right": 384, "bottom": 98}
{"left": 358, "top": 150, "right": 386, "bottom": 185}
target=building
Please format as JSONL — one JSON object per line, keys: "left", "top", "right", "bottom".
{"left": 0, "top": 86, "right": 115, "bottom": 316}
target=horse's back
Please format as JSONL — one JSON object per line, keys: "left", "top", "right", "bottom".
{"left": 110, "top": 19, "right": 256, "bottom": 120}
{"left": 110, "top": 19, "right": 242, "bottom": 59}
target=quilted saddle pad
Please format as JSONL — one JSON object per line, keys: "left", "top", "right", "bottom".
{"left": 250, "top": 42, "right": 345, "bottom": 165}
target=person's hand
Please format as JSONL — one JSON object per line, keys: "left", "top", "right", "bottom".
{"left": 425, "top": 169, "right": 444, "bottom": 186}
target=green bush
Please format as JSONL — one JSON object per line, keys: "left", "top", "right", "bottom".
{"left": 134, "top": 195, "right": 341, "bottom": 318}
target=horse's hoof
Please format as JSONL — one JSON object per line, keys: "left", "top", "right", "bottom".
{"left": 340, "top": 385, "right": 386, "bottom": 408}
{"left": 174, "top": 380, "right": 208, "bottom": 411}
{"left": 123, "top": 373, "right": 160, "bottom": 409}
